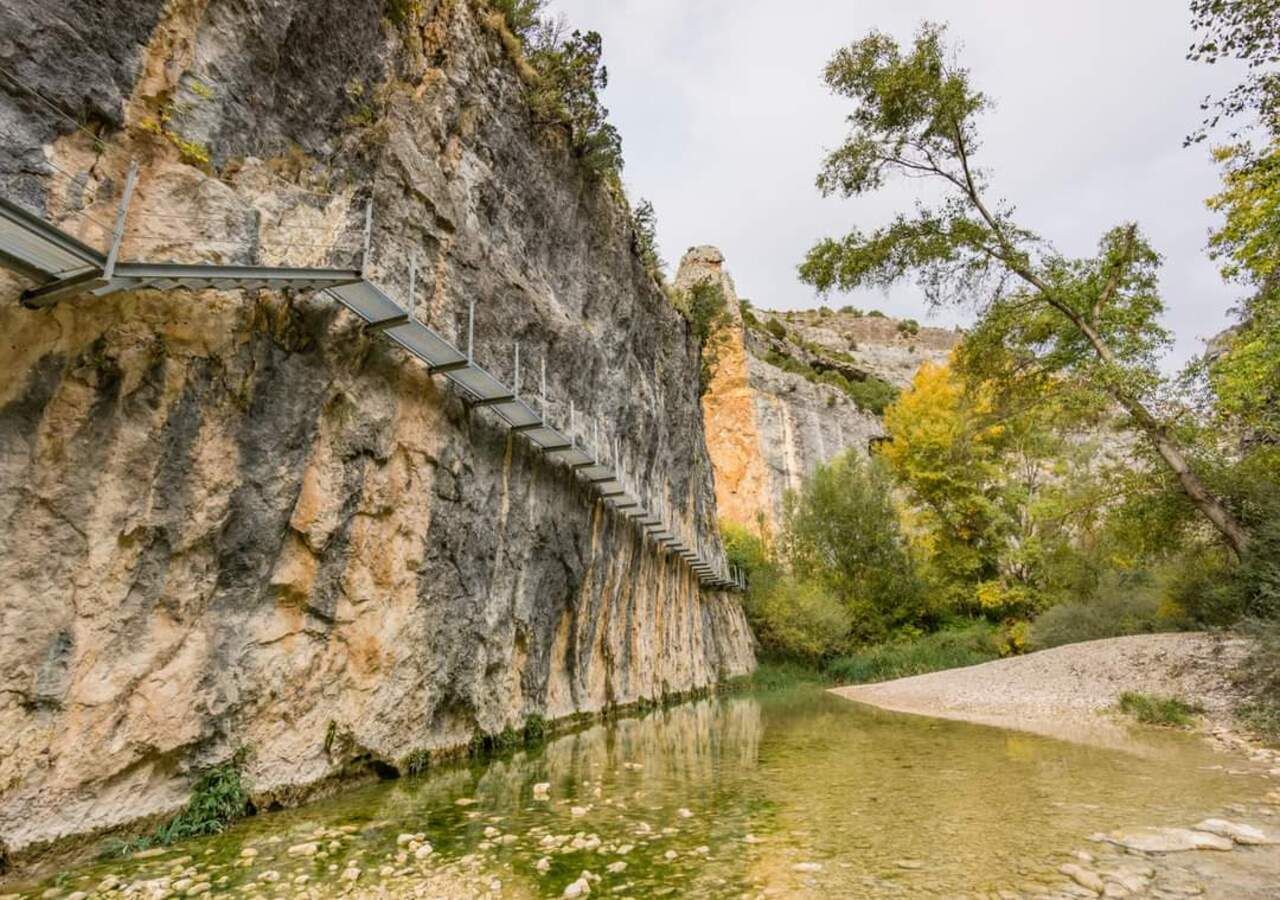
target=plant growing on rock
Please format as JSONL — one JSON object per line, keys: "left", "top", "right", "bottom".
{"left": 801, "top": 22, "right": 1252, "bottom": 557}
{"left": 678, "top": 278, "right": 733, "bottom": 392}
{"left": 630, "top": 198, "right": 665, "bottom": 280}
{"left": 527, "top": 28, "right": 624, "bottom": 177}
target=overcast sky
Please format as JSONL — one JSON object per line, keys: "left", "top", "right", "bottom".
{"left": 544, "top": 0, "right": 1249, "bottom": 366}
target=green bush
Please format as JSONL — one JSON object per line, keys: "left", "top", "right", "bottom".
{"left": 1030, "top": 572, "right": 1177, "bottom": 649}
{"left": 747, "top": 576, "right": 852, "bottom": 661}
{"left": 678, "top": 278, "right": 732, "bottom": 391}
{"left": 766, "top": 318, "right": 787, "bottom": 340}
{"left": 866, "top": 309, "right": 886, "bottom": 318}
{"left": 897, "top": 318, "right": 920, "bottom": 336}
{"left": 630, "top": 199, "right": 664, "bottom": 279}
{"left": 844, "top": 374, "right": 899, "bottom": 415}
{"left": 1117, "top": 692, "right": 1203, "bottom": 727}
{"left": 490, "top": 0, "right": 547, "bottom": 39}
{"left": 824, "top": 622, "right": 1002, "bottom": 684}
{"left": 527, "top": 30, "right": 623, "bottom": 177}
{"left": 783, "top": 452, "right": 928, "bottom": 642}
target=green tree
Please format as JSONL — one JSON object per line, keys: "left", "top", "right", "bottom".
{"left": 781, "top": 452, "right": 927, "bottom": 641}
{"left": 799, "top": 23, "right": 1252, "bottom": 556}
{"left": 1204, "top": 141, "right": 1280, "bottom": 437}
{"left": 1187, "top": 0, "right": 1280, "bottom": 146}
{"left": 527, "top": 30, "right": 623, "bottom": 176}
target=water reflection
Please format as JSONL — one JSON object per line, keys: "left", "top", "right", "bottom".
{"left": 13, "top": 690, "right": 1268, "bottom": 898}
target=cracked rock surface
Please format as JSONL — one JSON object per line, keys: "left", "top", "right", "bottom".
{"left": 0, "top": 0, "right": 753, "bottom": 858}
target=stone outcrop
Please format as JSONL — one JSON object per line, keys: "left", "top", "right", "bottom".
{"left": 0, "top": 0, "right": 753, "bottom": 862}
{"left": 685, "top": 247, "right": 952, "bottom": 534}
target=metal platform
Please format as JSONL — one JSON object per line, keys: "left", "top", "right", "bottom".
{"left": 1, "top": 191, "right": 746, "bottom": 591}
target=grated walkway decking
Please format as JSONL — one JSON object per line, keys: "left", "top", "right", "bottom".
{"left": 1, "top": 189, "right": 746, "bottom": 593}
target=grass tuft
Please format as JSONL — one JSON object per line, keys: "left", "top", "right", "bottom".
{"left": 1117, "top": 691, "right": 1203, "bottom": 727}
{"left": 824, "top": 623, "right": 1003, "bottom": 685}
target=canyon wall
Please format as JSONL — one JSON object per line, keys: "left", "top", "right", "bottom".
{"left": 685, "top": 247, "right": 959, "bottom": 533}
{"left": 0, "top": 0, "right": 753, "bottom": 862}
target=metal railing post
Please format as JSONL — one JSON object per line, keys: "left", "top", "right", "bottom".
{"left": 360, "top": 201, "right": 373, "bottom": 275}
{"left": 407, "top": 252, "right": 417, "bottom": 318}
{"left": 103, "top": 160, "right": 138, "bottom": 282}
{"left": 466, "top": 299, "right": 475, "bottom": 363}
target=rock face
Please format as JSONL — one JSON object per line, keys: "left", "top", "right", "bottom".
{"left": 0, "top": 0, "right": 753, "bottom": 860}
{"left": 685, "top": 248, "right": 953, "bottom": 533}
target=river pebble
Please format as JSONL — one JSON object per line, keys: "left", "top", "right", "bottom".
{"left": 1059, "top": 863, "right": 1104, "bottom": 893}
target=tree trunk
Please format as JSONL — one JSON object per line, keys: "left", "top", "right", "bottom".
{"left": 1131, "top": 404, "right": 1252, "bottom": 557}
{"left": 1071, "top": 316, "right": 1253, "bottom": 558}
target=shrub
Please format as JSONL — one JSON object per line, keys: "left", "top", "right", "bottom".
{"left": 489, "top": 0, "right": 547, "bottom": 39}
{"left": 630, "top": 198, "right": 664, "bottom": 279}
{"left": 866, "top": 309, "right": 886, "bottom": 318}
{"left": 766, "top": 318, "right": 787, "bottom": 340}
{"left": 1117, "top": 692, "right": 1203, "bottom": 727}
{"left": 897, "top": 318, "right": 920, "bottom": 337}
{"left": 839, "top": 305, "right": 863, "bottom": 316}
{"left": 843, "top": 374, "right": 899, "bottom": 415}
{"left": 527, "top": 29, "right": 623, "bottom": 177}
{"left": 679, "top": 278, "right": 732, "bottom": 391}
{"left": 1030, "top": 572, "right": 1177, "bottom": 649}
{"left": 747, "top": 575, "right": 852, "bottom": 661}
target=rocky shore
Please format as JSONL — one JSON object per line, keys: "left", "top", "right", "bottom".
{"left": 834, "top": 631, "right": 1280, "bottom": 897}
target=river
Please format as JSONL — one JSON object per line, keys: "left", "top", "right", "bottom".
{"left": 8, "top": 688, "right": 1273, "bottom": 898}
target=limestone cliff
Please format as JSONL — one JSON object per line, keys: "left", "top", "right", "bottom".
{"left": 0, "top": 0, "right": 753, "bottom": 863}
{"left": 686, "top": 248, "right": 959, "bottom": 534}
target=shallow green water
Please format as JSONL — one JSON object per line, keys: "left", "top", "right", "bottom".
{"left": 14, "top": 690, "right": 1269, "bottom": 898}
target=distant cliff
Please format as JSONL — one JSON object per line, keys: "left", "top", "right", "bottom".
{"left": 683, "top": 247, "right": 959, "bottom": 533}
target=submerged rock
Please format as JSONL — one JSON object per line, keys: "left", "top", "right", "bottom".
{"left": 1101, "top": 827, "right": 1234, "bottom": 853}
{"left": 1058, "top": 863, "right": 1105, "bottom": 894}
{"left": 1192, "top": 818, "right": 1279, "bottom": 845}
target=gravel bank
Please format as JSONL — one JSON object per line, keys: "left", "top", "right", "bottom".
{"left": 831, "top": 632, "right": 1251, "bottom": 747}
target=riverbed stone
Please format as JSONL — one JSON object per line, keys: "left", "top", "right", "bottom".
{"left": 562, "top": 878, "right": 590, "bottom": 898}
{"left": 1059, "top": 864, "right": 1105, "bottom": 894}
{"left": 1101, "top": 827, "right": 1234, "bottom": 853}
{"left": 1192, "top": 818, "right": 1278, "bottom": 845}
{"left": 792, "top": 862, "right": 823, "bottom": 873}
{"left": 286, "top": 842, "right": 319, "bottom": 858}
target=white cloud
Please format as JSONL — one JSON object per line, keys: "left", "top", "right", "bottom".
{"left": 545, "top": 0, "right": 1250, "bottom": 365}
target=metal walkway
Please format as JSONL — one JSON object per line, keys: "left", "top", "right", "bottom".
{"left": 1, "top": 182, "right": 746, "bottom": 593}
